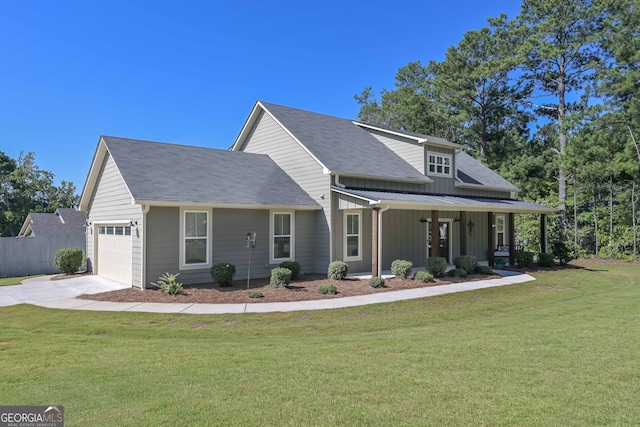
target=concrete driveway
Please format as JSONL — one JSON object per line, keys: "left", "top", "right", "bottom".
{"left": 0, "top": 274, "right": 129, "bottom": 307}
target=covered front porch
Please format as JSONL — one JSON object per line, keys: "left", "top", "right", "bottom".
{"left": 333, "top": 186, "right": 555, "bottom": 276}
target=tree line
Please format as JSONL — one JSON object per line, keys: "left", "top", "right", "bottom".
{"left": 355, "top": 0, "right": 639, "bottom": 258}
{"left": 0, "top": 151, "right": 79, "bottom": 237}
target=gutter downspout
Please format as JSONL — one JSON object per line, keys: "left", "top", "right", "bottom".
{"left": 334, "top": 174, "right": 346, "bottom": 188}
{"left": 141, "top": 204, "right": 150, "bottom": 289}
{"left": 377, "top": 204, "right": 390, "bottom": 277}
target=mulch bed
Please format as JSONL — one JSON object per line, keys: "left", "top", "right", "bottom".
{"left": 77, "top": 273, "right": 501, "bottom": 304}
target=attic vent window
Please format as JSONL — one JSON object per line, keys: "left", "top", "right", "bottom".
{"left": 427, "top": 152, "right": 452, "bottom": 177}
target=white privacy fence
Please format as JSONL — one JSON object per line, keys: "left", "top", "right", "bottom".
{"left": 0, "top": 235, "right": 86, "bottom": 277}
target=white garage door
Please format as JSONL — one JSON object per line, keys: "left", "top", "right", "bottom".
{"left": 97, "top": 225, "right": 132, "bottom": 285}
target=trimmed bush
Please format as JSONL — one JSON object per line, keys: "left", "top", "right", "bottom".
{"left": 551, "top": 240, "right": 577, "bottom": 266}
{"left": 210, "top": 263, "right": 236, "bottom": 287}
{"left": 426, "top": 257, "right": 447, "bottom": 278}
{"left": 270, "top": 267, "right": 291, "bottom": 288}
{"left": 150, "top": 272, "right": 183, "bottom": 295}
{"left": 248, "top": 290, "right": 263, "bottom": 298}
{"left": 279, "top": 261, "right": 301, "bottom": 280}
{"left": 328, "top": 261, "right": 349, "bottom": 280}
{"left": 54, "top": 247, "right": 83, "bottom": 275}
{"left": 454, "top": 255, "right": 477, "bottom": 274}
{"left": 447, "top": 267, "right": 468, "bottom": 278}
{"left": 368, "top": 276, "right": 386, "bottom": 288}
{"left": 318, "top": 284, "right": 338, "bottom": 295}
{"left": 475, "top": 265, "right": 494, "bottom": 275}
{"left": 414, "top": 271, "right": 435, "bottom": 283}
{"left": 390, "top": 259, "right": 413, "bottom": 279}
{"left": 515, "top": 251, "right": 534, "bottom": 268}
{"left": 538, "top": 252, "right": 555, "bottom": 267}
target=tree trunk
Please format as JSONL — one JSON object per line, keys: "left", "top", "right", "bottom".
{"left": 609, "top": 175, "right": 614, "bottom": 243}
{"left": 633, "top": 182, "right": 637, "bottom": 258}
{"left": 574, "top": 175, "right": 578, "bottom": 247}
{"left": 557, "top": 79, "right": 567, "bottom": 241}
{"left": 593, "top": 190, "right": 599, "bottom": 256}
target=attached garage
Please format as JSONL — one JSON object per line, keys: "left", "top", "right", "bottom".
{"left": 96, "top": 225, "right": 132, "bottom": 285}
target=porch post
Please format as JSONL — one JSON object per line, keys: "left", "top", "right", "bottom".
{"left": 459, "top": 211, "right": 467, "bottom": 256}
{"left": 430, "top": 210, "right": 439, "bottom": 258}
{"left": 540, "top": 214, "right": 548, "bottom": 253}
{"left": 372, "top": 208, "right": 379, "bottom": 277}
{"left": 508, "top": 213, "right": 516, "bottom": 266}
{"left": 487, "top": 211, "right": 495, "bottom": 266}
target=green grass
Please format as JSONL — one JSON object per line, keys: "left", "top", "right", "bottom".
{"left": 1, "top": 262, "right": 639, "bottom": 425}
{"left": 0, "top": 274, "right": 45, "bottom": 286}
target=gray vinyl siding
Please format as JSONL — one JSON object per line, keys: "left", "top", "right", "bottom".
{"left": 337, "top": 193, "right": 371, "bottom": 209}
{"left": 146, "top": 206, "right": 181, "bottom": 286}
{"left": 467, "top": 211, "right": 490, "bottom": 262}
{"left": 366, "top": 129, "right": 424, "bottom": 174}
{"left": 239, "top": 111, "right": 331, "bottom": 273}
{"left": 85, "top": 153, "right": 143, "bottom": 287}
{"left": 340, "top": 177, "right": 425, "bottom": 193}
{"left": 331, "top": 205, "right": 372, "bottom": 274}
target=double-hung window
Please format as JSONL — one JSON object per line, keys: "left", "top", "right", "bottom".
{"left": 344, "top": 211, "right": 361, "bottom": 261}
{"left": 427, "top": 152, "right": 452, "bottom": 177}
{"left": 495, "top": 215, "right": 505, "bottom": 248}
{"left": 271, "top": 212, "right": 293, "bottom": 262}
{"left": 182, "top": 210, "right": 210, "bottom": 268}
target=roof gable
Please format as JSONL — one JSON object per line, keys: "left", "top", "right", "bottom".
{"left": 18, "top": 208, "right": 86, "bottom": 237}
{"left": 455, "top": 151, "right": 518, "bottom": 192}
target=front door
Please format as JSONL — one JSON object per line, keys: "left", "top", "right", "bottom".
{"left": 428, "top": 221, "right": 450, "bottom": 262}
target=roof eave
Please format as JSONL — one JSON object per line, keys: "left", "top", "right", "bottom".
{"left": 333, "top": 171, "right": 433, "bottom": 184}
{"left": 133, "top": 200, "right": 322, "bottom": 211}
{"left": 454, "top": 182, "right": 520, "bottom": 193}
{"left": 371, "top": 199, "right": 556, "bottom": 214}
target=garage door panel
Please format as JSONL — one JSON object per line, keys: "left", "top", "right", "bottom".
{"left": 97, "top": 226, "right": 132, "bottom": 285}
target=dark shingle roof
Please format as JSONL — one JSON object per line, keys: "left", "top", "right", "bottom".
{"left": 455, "top": 151, "right": 518, "bottom": 191}
{"left": 260, "top": 102, "right": 430, "bottom": 182}
{"left": 24, "top": 208, "right": 86, "bottom": 236}
{"left": 101, "top": 136, "right": 319, "bottom": 207}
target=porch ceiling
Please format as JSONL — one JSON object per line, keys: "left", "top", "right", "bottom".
{"left": 332, "top": 186, "right": 555, "bottom": 214}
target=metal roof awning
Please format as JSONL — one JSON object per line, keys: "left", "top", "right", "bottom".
{"left": 332, "top": 186, "right": 555, "bottom": 214}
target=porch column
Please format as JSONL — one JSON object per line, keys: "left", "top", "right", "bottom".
{"left": 487, "top": 211, "right": 495, "bottom": 266}
{"left": 508, "top": 213, "right": 516, "bottom": 266}
{"left": 459, "top": 211, "right": 467, "bottom": 256}
{"left": 372, "top": 208, "right": 379, "bottom": 277}
{"left": 540, "top": 214, "right": 548, "bottom": 253}
{"left": 430, "top": 210, "right": 439, "bottom": 258}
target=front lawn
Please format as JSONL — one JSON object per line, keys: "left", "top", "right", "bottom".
{"left": 0, "top": 261, "right": 638, "bottom": 425}
{"left": 0, "top": 274, "right": 45, "bottom": 287}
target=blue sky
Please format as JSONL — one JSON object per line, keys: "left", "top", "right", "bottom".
{"left": 0, "top": 0, "right": 521, "bottom": 193}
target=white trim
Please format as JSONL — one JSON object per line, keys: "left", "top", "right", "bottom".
{"left": 354, "top": 122, "right": 464, "bottom": 149}
{"left": 270, "top": 210, "right": 295, "bottom": 264}
{"left": 179, "top": 208, "right": 212, "bottom": 270}
{"left": 425, "top": 218, "right": 453, "bottom": 262}
{"left": 343, "top": 210, "right": 362, "bottom": 261}
{"left": 427, "top": 151, "right": 453, "bottom": 178}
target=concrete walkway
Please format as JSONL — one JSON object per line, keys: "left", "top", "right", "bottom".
{"left": 0, "top": 270, "right": 535, "bottom": 314}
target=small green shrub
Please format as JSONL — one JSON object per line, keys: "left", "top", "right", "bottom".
{"left": 210, "top": 263, "right": 236, "bottom": 287}
{"left": 328, "top": 261, "right": 349, "bottom": 280}
{"left": 279, "top": 261, "right": 301, "bottom": 280}
{"left": 318, "top": 284, "right": 338, "bottom": 295}
{"left": 270, "top": 267, "right": 291, "bottom": 288}
{"left": 538, "top": 252, "right": 555, "bottom": 267}
{"left": 414, "top": 271, "right": 435, "bottom": 283}
{"left": 54, "top": 247, "right": 83, "bottom": 275}
{"left": 515, "top": 251, "right": 534, "bottom": 268}
{"left": 475, "top": 265, "right": 494, "bottom": 275}
{"left": 390, "top": 259, "right": 413, "bottom": 279}
{"left": 426, "top": 257, "right": 447, "bottom": 278}
{"left": 368, "top": 276, "right": 386, "bottom": 288}
{"left": 248, "top": 290, "right": 263, "bottom": 298}
{"left": 150, "top": 272, "right": 183, "bottom": 295}
{"left": 447, "top": 268, "right": 467, "bottom": 278}
{"left": 551, "top": 240, "right": 577, "bottom": 265}
{"left": 453, "top": 255, "right": 477, "bottom": 274}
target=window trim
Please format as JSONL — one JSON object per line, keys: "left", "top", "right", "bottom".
{"left": 343, "top": 210, "right": 362, "bottom": 261}
{"left": 270, "top": 211, "right": 294, "bottom": 264}
{"left": 495, "top": 214, "right": 506, "bottom": 249}
{"left": 179, "top": 208, "right": 212, "bottom": 270}
{"left": 426, "top": 151, "right": 453, "bottom": 177}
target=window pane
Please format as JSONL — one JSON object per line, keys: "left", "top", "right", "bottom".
{"left": 347, "top": 236, "right": 359, "bottom": 257}
{"left": 274, "top": 213, "right": 290, "bottom": 235}
{"left": 115, "top": 226, "right": 123, "bottom": 235}
{"left": 125, "top": 226, "right": 131, "bottom": 236}
{"left": 185, "top": 212, "right": 197, "bottom": 237}
{"left": 196, "top": 212, "right": 207, "bottom": 237}
{"left": 347, "top": 214, "right": 359, "bottom": 235}
{"left": 274, "top": 236, "right": 290, "bottom": 259}
{"left": 444, "top": 157, "right": 451, "bottom": 165}
{"left": 106, "top": 226, "right": 114, "bottom": 235}
{"left": 185, "top": 239, "right": 206, "bottom": 264}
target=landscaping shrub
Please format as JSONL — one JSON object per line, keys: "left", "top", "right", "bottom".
{"left": 150, "top": 272, "right": 183, "bottom": 295}
{"left": 279, "top": 261, "right": 301, "bottom": 280}
{"left": 328, "top": 261, "right": 349, "bottom": 280}
{"left": 414, "top": 271, "right": 435, "bottom": 283}
{"left": 318, "top": 284, "right": 338, "bottom": 295}
{"left": 54, "top": 247, "right": 83, "bottom": 275}
{"left": 368, "top": 276, "right": 386, "bottom": 288}
{"left": 210, "top": 263, "right": 236, "bottom": 287}
{"left": 447, "top": 268, "right": 467, "bottom": 278}
{"left": 453, "top": 255, "right": 477, "bottom": 274}
{"left": 475, "top": 265, "right": 494, "bottom": 275}
{"left": 248, "top": 290, "right": 263, "bottom": 298}
{"left": 390, "top": 259, "right": 413, "bottom": 279}
{"left": 270, "top": 267, "right": 291, "bottom": 288}
{"left": 426, "top": 257, "right": 447, "bottom": 278}
{"left": 515, "top": 251, "right": 534, "bottom": 268}
{"left": 537, "top": 252, "right": 555, "bottom": 267}
{"left": 551, "top": 240, "right": 577, "bottom": 265}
